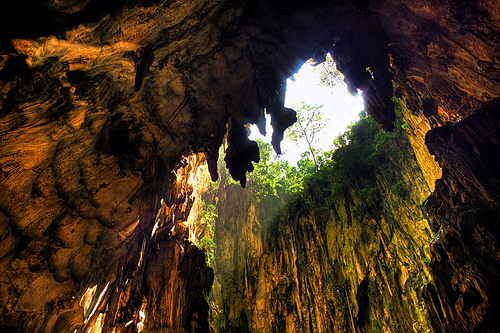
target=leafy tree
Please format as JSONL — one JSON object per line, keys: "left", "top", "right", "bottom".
{"left": 198, "top": 200, "right": 217, "bottom": 266}
{"left": 305, "top": 110, "right": 408, "bottom": 207}
{"left": 250, "top": 113, "right": 385, "bottom": 201}
{"left": 286, "top": 102, "right": 327, "bottom": 166}
{"left": 220, "top": 110, "right": 407, "bottom": 218}
{"left": 250, "top": 139, "right": 303, "bottom": 203}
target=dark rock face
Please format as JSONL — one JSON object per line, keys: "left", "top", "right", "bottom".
{"left": 0, "top": 0, "right": 499, "bottom": 332}
{"left": 372, "top": 0, "right": 500, "bottom": 125}
{"left": 223, "top": 118, "right": 259, "bottom": 188}
{"left": 423, "top": 99, "right": 500, "bottom": 333}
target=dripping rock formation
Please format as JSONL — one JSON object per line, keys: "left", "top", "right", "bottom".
{"left": 0, "top": 0, "right": 499, "bottom": 332}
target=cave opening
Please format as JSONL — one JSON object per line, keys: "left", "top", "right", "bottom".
{"left": 249, "top": 55, "right": 364, "bottom": 166}
{"left": 183, "top": 55, "right": 439, "bottom": 332}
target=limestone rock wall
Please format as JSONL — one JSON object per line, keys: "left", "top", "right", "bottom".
{"left": 370, "top": 0, "right": 500, "bottom": 125}
{"left": 0, "top": 149, "right": 214, "bottom": 332}
{"left": 423, "top": 101, "right": 500, "bottom": 333}
{"left": 207, "top": 116, "right": 438, "bottom": 332}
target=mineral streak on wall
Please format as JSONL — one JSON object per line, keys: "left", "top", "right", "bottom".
{"left": 0, "top": 0, "right": 499, "bottom": 332}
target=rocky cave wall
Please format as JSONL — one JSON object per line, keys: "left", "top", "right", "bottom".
{"left": 0, "top": 0, "right": 499, "bottom": 332}
{"left": 204, "top": 111, "right": 441, "bottom": 333}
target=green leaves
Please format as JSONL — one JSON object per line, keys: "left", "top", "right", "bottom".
{"left": 307, "top": 114, "right": 389, "bottom": 200}
{"left": 250, "top": 139, "right": 304, "bottom": 203}
{"left": 237, "top": 108, "right": 404, "bottom": 217}
{"left": 200, "top": 202, "right": 217, "bottom": 229}
{"left": 286, "top": 102, "right": 327, "bottom": 166}
{"left": 199, "top": 200, "right": 217, "bottom": 266}
{"left": 249, "top": 113, "right": 389, "bottom": 206}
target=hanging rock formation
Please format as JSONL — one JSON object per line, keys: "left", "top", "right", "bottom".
{"left": 0, "top": 0, "right": 499, "bottom": 332}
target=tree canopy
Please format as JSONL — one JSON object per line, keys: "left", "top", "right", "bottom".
{"left": 286, "top": 102, "right": 327, "bottom": 166}
{"left": 247, "top": 110, "right": 403, "bottom": 205}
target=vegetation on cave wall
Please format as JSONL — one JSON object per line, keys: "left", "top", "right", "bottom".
{"left": 199, "top": 102, "right": 436, "bottom": 332}
{"left": 199, "top": 101, "right": 438, "bottom": 332}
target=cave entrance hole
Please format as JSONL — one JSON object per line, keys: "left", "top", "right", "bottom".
{"left": 249, "top": 55, "right": 364, "bottom": 165}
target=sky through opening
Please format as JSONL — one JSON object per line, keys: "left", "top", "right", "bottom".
{"left": 249, "top": 60, "right": 364, "bottom": 165}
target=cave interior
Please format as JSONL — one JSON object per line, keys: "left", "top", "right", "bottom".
{"left": 0, "top": 0, "right": 499, "bottom": 332}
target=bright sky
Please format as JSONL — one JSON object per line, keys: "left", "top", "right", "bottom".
{"left": 249, "top": 62, "right": 364, "bottom": 165}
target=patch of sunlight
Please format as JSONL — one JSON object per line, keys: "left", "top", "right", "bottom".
{"left": 83, "top": 282, "right": 110, "bottom": 324}
{"left": 249, "top": 59, "right": 364, "bottom": 165}
{"left": 80, "top": 284, "right": 98, "bottom": 317}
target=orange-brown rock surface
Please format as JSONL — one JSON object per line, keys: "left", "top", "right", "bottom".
{"left": 423, "top": 101, "right": 500, "bottom": 333}
{"left": 0, "top": 0, "right": 499, "bottom": 332}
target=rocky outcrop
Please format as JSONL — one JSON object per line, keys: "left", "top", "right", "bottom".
{"left": 0, "top": 149, "right": 213, "bottom": 332}
{"left": 371, "top": 0, "right": 500, "bottom": 125}
{"left": 0, "top": 0, "right": 499, "bottom": 331}
{"left": 423, "top": 100, "right": 500, "bottom": 333}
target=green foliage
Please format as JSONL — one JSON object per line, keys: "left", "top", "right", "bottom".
{"left": 248, "top": 112, "right": 403, "bottom": 212}
{"left": 391, "top": 181, "right": 409, "bottom": 199}
{"left": 374, "top": 129, "right": 397, "bottom": 153}
{"left": 302, "top": 110, "right": 413, "bottom": 211}
{"left": 199, "top": 236, "right": 216, "bottom": 266}
{"left": 223, "top": 105, "right": 410, "bottom": 226}
{"left": 334, "top": 134, "right": 349, "bottom": 148}
{"left": 319, "top": 115, "right": 382, "bottom": 198}
{"left": 392, "top": 96, "right": 408, "bottom": 130}
{"left": 250, "top": 139, "right": 304, "bottom": 204}
{"left": 200, "top": 236, "right": 216, "bottom": 247}
{"left": 200, "top": 202, "right": 217, "bottom": 231}
{"left": 287, "top": 102, "right": 327, "bottom": 166}
{"left": 199, "top": 200, "right": 217, "bottom": 266}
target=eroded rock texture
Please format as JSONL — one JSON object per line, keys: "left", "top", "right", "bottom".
{"left": 423, "top": 100, "right": 500, "bottom": 333}
{"left": 0, "top": 0, "right": 499, "bottom": 332}
{"left": 205, "top": 115, "right": 438, "bottom": 332}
